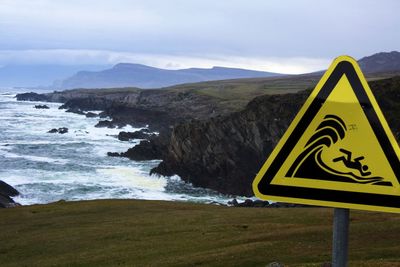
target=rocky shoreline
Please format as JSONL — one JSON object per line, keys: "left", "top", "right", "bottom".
{"left": 16, "top": 76, "right": 400, "bottom": 198}
{"left": 0, "top": 180, "right": 19, "bottom": 208}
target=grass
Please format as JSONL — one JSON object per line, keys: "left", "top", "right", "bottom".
{"left": 1, "top": 200, "right": 400, "bottom": 266}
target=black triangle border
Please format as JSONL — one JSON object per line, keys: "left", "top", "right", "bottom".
{"left": 257, "top": 60, "right": 400, "bottom": 208}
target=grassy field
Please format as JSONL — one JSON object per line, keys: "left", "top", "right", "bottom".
{"left": 1, "top": 200, "right": 400, "bottom": 267}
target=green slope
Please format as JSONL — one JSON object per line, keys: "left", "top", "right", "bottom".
{"left": 1, "top": 200, "right": 400, "bottom": 266}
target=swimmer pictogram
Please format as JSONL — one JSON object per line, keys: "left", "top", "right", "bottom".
{"left": 286, "top": 115, "right": 392, "bottom": 186}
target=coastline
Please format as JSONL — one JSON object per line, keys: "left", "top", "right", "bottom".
{"left": 15, "top": 76, "right": 400, "bottom": 197}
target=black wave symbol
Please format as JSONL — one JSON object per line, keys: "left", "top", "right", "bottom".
{"left": 286, "top": 114, "right": 392, "bottom": 186}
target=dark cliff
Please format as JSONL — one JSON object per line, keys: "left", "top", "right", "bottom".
{"left": 153, "top": 92, "right": 309, "bottom": 196}
{"left": 153, "top": 76, "right": 400, "bottom": 196}
{"left": 17, "top": 88, "right": 234, "bottom": 132}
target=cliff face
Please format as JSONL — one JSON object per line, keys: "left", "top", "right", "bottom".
{"left": 17, "top": 88, "right": 230, "bottom": 131}
{"left": 153, "top": 92, "right": 309, "bottom": 196}
{"left": 153, "top": 77, "right": 400, "bottom": 196}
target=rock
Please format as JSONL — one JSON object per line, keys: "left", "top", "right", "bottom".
{"left": 107, "top": 152, "right": 121, "bottom": 157}
{"left": 48, "top": 127, "right": 68, "bottom": 134}
{"left": 85, "top": 112, "right": 98, "bottom": 118}
{"left": 117, "top": 129, "right": 154, "bottom": 141}
{"left": 152, "top": 91, "right": 309, "bottom": 196}
{"left": 253, "top": 200, "right": 270, "bottom": 207}
{"left": 65, "top": 107, "right": 85, "bottom": 115}
{"left": 227, "top": 198, "right": 239, "bottom": 206}
{"left": 110, "top": 132, "right": 169, "bottom": 161}
{"left": 58, "top": 127, "right": 68, "bottom": 134}
{"left": 16, "top": 92, "right": 48, "bottom": 101}
{"left": 117, "top": 140, "right": 162, "bottom": 161}
{"left": 48, "top": 128, "right": 58, "bottom": 133}
{"left": 0, "top": 180, "right": 19, "bottom": 197}
{"left": 34, "top": 105, "right": 49, "bottom": 109}
{"left": 0, "top": 180, "right": 19, "bottom": 208}
{"left": 95, "top": 120, "right": 117, "bottom": 128}
{"left": 59, "top": 97, "right": 114, "bottom": 111}
{"left": 240, "top": 199, "right": 254, "bottom": 207}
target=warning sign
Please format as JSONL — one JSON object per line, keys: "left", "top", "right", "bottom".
{"left": 252, "top": 55, "right": 400, "bottom": 213}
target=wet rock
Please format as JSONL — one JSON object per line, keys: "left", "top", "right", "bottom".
{"left": 0, "top": 180, "right": 19, "bottom": 208}
{"left": 95, "top": 120, "right": 116, "bottom": 128}
{"left": 85, "top": 112, "right": 98, "bottom": 118}
{"left": 65, "top": 107, "right": 85, "bottom": 115}
{"left": 227, "top": 198, "right": 239, "bottom": 206}
{"left": 34, "top": 105, "right": 49, "bottom": 109}
{"left": 116, "top": 140, "right": 162, "bottom": 161}
{"left": 48, "top": 127, "right": 68, "bottom": 134}
{"left": 232, "top": 199, "right": 269, "bottom": 207}
{"left": 239, "top": 199, "right": 254, "bottom": 207}
{"left": 16, "top": 92, "right": 48, "bottom": 101}
{"left": 58, "top": 127, "right": 68, "bottom": 134}
{"left": 0, "top": 181, "right": 19, "bottom": 197}
{"left": 117, "top": 129, "right": 155, "bottom": 141}
{"left": 253, "top": 200, "right": 270, "bottom": 207}
{"left": 110, "top": 132, "right": 169, "bottom": 161}
{"left": 107, "top": 152, "right": 120, "bottom": 157}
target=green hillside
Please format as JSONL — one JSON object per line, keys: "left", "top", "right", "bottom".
{"left": 1, "top": 200, "right": 400, "bottom": 266}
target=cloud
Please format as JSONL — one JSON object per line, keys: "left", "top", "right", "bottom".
{"left": 0, "top": 0, "right": 398, "bottom": 72}
{"left": 0, "top": 49, "right": 330, "bottom": 74}
{"left": 0, "top": 0, "right": 399, "bottom": 59}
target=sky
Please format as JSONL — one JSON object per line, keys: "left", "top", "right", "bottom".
{"left": 0, "top": 0, "right": 399, "bottom": 74}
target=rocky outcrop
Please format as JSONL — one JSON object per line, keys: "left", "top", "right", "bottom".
{"left": 85, "top": 112, "right": 98, "bottom": 118}
{"left": 59, "top": 97, "right": 115, "bottom": 111}
{"left": 34, "top": 104, "right": 50, "bottom": 109}
{"left": 109, "top": 133, "right": 169, "bottom": 161}
{"left": 152, "top": 76, "right": 400, "bottom": 196}
{"left": 16, "top": 92, "right": 49, "bottom": 102}
{"left": 0, "top": 180, "right": 19, "bottom": 208}
{"left": 118, "top": 129, "right": 155, "bottom": 141}
{"left": 152, "top": 91, "right": 308, "bottom": 196}
{"left": 48, "top": 127, "right": 69, "bottom": 134}
{"left": 17, "top": 88, "right": 233, "bottom": 132}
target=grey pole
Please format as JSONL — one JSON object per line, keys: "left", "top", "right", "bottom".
{"left": 332, "top": 208, "right": 350, "bottom": 267}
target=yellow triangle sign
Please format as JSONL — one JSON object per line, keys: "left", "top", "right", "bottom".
{"left": 253, "top": 55, "right": 400, "bottom": 213}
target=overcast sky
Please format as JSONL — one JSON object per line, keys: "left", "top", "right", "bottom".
{"left": 0, "top": 0, "right": 399, "bottom": 74}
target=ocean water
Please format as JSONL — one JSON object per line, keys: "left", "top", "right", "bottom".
{"left": 0, "top": 90, "right": 232, "bottom": 205}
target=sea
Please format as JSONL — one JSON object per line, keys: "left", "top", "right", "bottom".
{"left": 0, "top": 89, "right": 233, "bottom": 205}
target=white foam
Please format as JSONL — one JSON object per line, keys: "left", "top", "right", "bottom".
{"left": 0, "top": 93, "right": 235, "bottom": 206}
{"left": 0, "top": 151, "right": 69, "bottom": 164}
{"left": 97, "top": 166, "right": 167, "bottom": 190}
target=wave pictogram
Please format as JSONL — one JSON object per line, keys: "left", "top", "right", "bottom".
{"left": 286, "top": 114, "right": 392, "bottom": 186}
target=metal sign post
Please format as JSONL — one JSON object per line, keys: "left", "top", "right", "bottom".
{"left": 332, "top": 208, "right": 350, "bottom": 267}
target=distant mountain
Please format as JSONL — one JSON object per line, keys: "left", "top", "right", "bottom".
{"left": 0, "top": 64, "right": 110, "bottom": 88}
{"left": 58, "top": 63, "right": 283, "bottom": 89}
{"left": 358, "top": 51, "right": 400, "bottom": 73}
